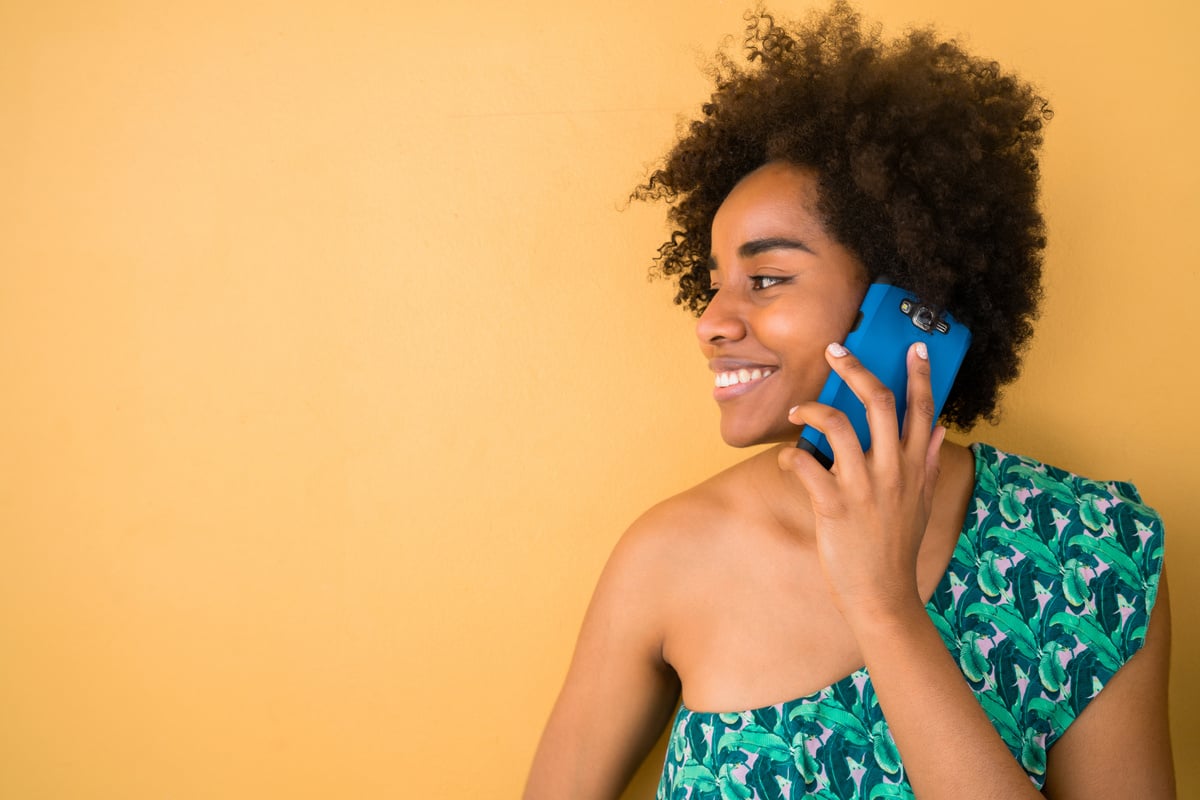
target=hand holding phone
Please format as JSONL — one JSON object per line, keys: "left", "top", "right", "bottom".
{"left": 797, "top": 283, "right": 971, "bottom": 468}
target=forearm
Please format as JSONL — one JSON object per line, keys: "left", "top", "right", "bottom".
{"left": 851, "top": 600, "right": 1044, "bottom": 800}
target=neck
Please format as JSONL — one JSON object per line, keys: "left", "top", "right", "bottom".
{"left": 741, "top": 438, "right": 974, "bottom": 546}
{"left": 744, "top": 444, "right": 821, "bottom": 543}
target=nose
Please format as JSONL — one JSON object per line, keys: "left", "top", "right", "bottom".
{"left": 695, "top": 286, "right": 747, "bottom": 346}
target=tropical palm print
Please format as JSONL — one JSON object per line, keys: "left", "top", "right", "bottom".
{"left": 656, "top": 443, "right": 1164, "bottom": 799}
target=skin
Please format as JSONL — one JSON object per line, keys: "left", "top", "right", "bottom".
{"left": 524, "top": 162, "right": 1174, "bottom": 799}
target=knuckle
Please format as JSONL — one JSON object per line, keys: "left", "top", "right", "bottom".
{"left": 866, "top": 386, "right": 896, "bottom": 412}
{"left": 822, "top": 411, "right": 852, "bottom": 436}
{"left": 812, "top": 494, "right": 847, "bottom": 516}
{"left": 912, "top": 397, "right": 937, "bottom": 419}
{"left": 882, "top": 472, "right": 908, "bottom": 495}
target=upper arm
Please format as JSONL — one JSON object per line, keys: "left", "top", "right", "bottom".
{"left": 524, "top": 520, "right": 682, "bottom": 800}
{"left": 1042, "top": 568, "right": 1174, "bottom": 799}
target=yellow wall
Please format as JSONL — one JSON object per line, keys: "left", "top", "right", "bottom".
{"left": 2, "top": 1, "right": 1194, "bottom": 797}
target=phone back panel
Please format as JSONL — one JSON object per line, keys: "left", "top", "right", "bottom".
{"left": 798, "top": 283, "right": 971, "bottom": 467}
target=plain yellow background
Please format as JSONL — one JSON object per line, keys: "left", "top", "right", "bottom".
{"left": 2, "top": 0, "right": 1195, "bottom": 797}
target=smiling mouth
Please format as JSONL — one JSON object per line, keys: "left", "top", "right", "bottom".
{"left": 714, "top": 368, "right": 774, "bottom": 388}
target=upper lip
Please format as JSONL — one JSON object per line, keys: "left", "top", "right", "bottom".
{"left": 708, "top": 357, "right": 777, "bottom": 373}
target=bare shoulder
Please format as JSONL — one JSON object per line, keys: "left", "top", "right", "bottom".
{"left": 615, "top": 456, "right": 756, "bottom": 567}
{"left": 562, "top": 457, "right": 758, "bottom": 685}
{"left": 523, "top": 461, "right": 762, "bottom": 799}
{"left": 595, "top": 456, "right": 759, "bottom": 616}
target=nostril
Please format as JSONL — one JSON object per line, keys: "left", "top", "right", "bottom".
{"left": 695, "top": 292, "right": 748, "bottom": 344}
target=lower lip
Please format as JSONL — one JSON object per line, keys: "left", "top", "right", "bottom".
{"left": 712, "top": 371, "right": 776, "bottom": 401}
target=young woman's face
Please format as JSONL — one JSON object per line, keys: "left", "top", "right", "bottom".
{"left": 699, "top": 162, "right": 869, "bottom": 447}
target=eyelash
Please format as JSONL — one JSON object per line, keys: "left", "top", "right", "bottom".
{"left": 705, "top": 275, "right": 790, "bottom": 299}
{"left": 751, "top": 275, "right": 788, "bottom": 290}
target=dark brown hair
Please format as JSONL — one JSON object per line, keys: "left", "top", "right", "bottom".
{"left": 633, "top": 2, "right": 1051, "bottom": 428}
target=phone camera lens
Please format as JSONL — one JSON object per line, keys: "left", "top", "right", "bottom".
{"left": 914, "top": 306, "right": 935, "bottom": 332}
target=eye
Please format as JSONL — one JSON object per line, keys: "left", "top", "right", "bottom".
{"left": 750, "top": 275, "right": 789, "bottom": 290}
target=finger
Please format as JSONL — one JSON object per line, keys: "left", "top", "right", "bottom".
{"left": 823, "top": 342, "right": 901, "bottom": 459}
{"left": 788, "top": 400, "right": 869, "bottom": 487}
{"left": 777, "top": 434, "right": 835, "bottom": 496}
{"left": 923, "top": 425, "right": 947, "bottom": 509}
{"left": 900, "top": 341, "right": 937, "bottom": 462}
{"left": 778, "top": 431, "right": 841, "bottom": 512}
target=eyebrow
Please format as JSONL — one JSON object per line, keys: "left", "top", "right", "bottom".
{"left": 708, "top": 236, "right": 815, "bottom": 269}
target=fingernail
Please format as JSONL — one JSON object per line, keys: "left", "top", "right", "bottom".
{"left": 788, "top": 405, "right": 800, "bottom": 418}
{"left": 828, "top": 342, "right": 848, "bottom": 357}
{"left": 915, "top": 342, "right": 928, "bottom": 360}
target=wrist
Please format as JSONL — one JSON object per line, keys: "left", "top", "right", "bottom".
{"left": 838, "top": 591, "right": 928, "bottom": 640}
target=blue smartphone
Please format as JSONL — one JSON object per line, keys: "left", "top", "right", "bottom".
{"left": 797, "top": 282, "right": 971, "bottom": 468}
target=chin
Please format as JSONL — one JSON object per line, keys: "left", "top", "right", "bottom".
{"left": 719, "top": 420, "right": 800, "bottom": 449}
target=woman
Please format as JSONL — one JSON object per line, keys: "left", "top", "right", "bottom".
{"left": 525, "top": 4, "right": 1173, "bottom": 798}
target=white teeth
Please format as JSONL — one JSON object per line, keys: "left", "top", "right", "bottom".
{"left": 714, "top": 368, "right": 773, "bottom": 388}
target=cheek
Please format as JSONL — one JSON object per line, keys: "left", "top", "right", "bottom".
{"left": 760, "top": 307, "right": 846, "bottom": 362}
{"left": 808, "top": 285, "right": 869, "bottom": 347}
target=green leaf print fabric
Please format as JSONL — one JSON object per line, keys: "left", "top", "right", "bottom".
{"left": 656, "top": 444, "right": 1165, "bottom": 799}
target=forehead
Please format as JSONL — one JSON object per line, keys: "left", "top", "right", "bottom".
{"left": 712, "top": 162, "right": 826, "bottom": 244}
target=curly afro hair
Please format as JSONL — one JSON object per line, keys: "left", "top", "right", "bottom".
{"left": 632, "top": 2, "right": 1051, "bottom": 429}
